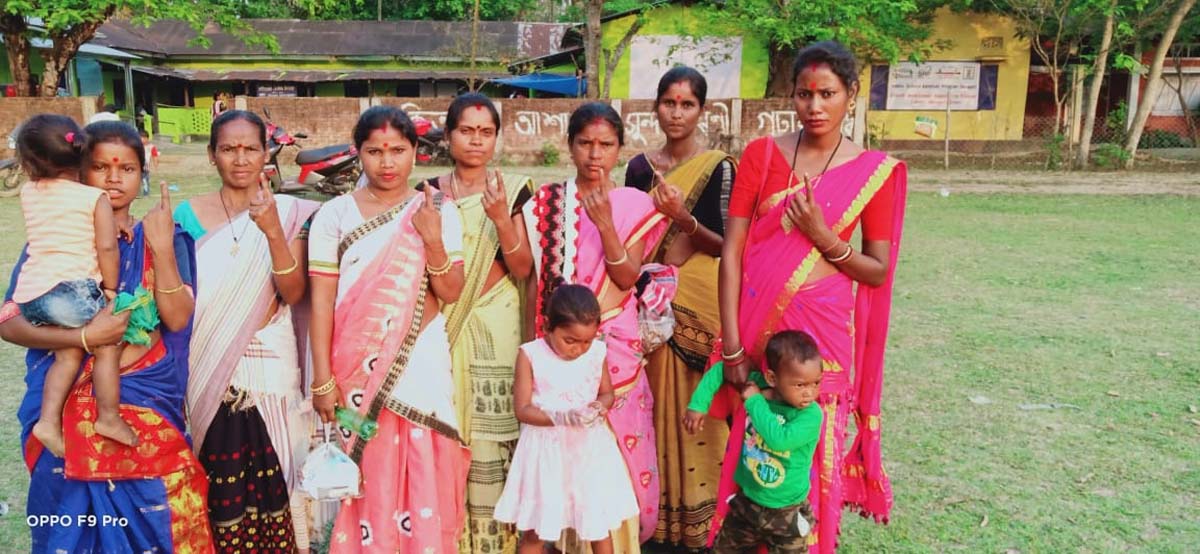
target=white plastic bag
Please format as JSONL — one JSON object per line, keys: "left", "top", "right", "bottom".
{"left": 637, "top": 263, "right": 678, "bottom": 354}
{"left": 298, "top": 424, "right": 360, "bottom": 501}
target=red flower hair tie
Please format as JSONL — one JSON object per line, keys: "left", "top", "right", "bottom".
{"left": 65, "top": 132, "right": 76, "bottom": 144}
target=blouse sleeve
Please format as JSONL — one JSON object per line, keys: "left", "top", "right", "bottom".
{"left": 439, "top": 201, "right": 466, "bottom": 264}
{"left": 728, "top": 139, "right": 766, "bottom": 219}
{"left": 172, "top": 226, "right": 197, "bottom": 290}
{"left": 624, "top": 154, "right": 653, "bottom": 192}
{"left": 307, "top": 203, "right": 342, "bottom": 278}
{"left": 860, "top": 169, "right": 898, "bottom": 242}
{"left": 692, "top": 158, "right": 734, "bottom": 236}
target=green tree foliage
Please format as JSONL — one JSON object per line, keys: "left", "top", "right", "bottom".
{"left": 701, "top": 0, "right": 946, "bottom": 96}
{"left": 220, "top": 0, "right": 538, "bottom": 21}
{"left": 1, "top": 0, "right": 340, "bottom": 96}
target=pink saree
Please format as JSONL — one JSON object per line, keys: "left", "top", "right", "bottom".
{"left": 525, "top": 180, "right": 668, "bottom": 543}
{"left": 707, "top": 149, "right": 907, "bottom": 553}
{"left": 323, "top": 195, "right": 471, "bottom": 553}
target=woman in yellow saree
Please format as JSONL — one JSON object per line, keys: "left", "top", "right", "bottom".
{"left": 420, "top": 93, "right": 536, "bottom": 554}
{"left": 623, "top": 66, "right": 735, "bottom": 550}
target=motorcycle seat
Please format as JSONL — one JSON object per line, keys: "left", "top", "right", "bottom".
{"left": 295, "top": 144, "right": 354, "bottom": 165}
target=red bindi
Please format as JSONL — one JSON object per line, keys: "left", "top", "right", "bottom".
{"left": 474, "top": 105, "right": 485, "bottom": 111}
{"left": 383, "top": 143, "right": 389, "bottom": 148}
{"left": 675, "top": 95, "right": 681, "bottom": 101}
{"left": 112, "top": 157, "right": 119, "bottom": 163}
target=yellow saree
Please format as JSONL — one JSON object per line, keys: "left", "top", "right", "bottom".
{"left": 442, "top": 172, "right": 535, "bottom": 554}
{"left": 641, "top": 150, "right": 736, "bottom": 549}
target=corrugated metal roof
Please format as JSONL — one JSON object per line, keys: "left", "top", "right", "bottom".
{"left": 94, "top": 19, "right": 570, "bottom": 61}
{"left": 129, "top": 66, "right": 509, "bottom": 82}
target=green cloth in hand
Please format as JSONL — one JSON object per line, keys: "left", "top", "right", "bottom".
{"left": 111, "top": 287, "right": 160, "bottom": 346}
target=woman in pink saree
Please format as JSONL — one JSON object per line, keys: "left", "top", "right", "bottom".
{"left": 712, "top": 41, "right": 907, "bottom": 553}
{"left": 308, "top": 106, "right": 470, "bottom": 553}
{"left": 522, "top": 102, "right": 667, "bottom": 551}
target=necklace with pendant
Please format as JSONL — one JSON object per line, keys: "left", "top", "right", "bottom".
{"left": 220, "top": 189, "right": 252, "bottom": 256}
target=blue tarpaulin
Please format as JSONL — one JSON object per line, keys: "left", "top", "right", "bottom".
{"left": 495, "top": 73, "right": 585, "bottom": 97}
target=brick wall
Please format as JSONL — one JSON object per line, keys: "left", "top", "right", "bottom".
{"left": 243, "top": 97, "right": 365, "bottom": 165}
{"left": 0, "top": 97, "right": 99, "bottom": 157}
{"left": 225, "top": 96, "right": 807, "bottom": 164}
{"left": 0, "top": 95, "right": 851, "bottom": 165}
{"left": 499, "top": 98, "right": 589, "bottom": 160}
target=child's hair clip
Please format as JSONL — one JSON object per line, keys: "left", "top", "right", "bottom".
{"left": 65, "top": 132, "right": 76, "bottom": 144}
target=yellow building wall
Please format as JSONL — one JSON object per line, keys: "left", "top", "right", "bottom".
{"left": 862, "top": 8, "right": 1030, "bottom": 141}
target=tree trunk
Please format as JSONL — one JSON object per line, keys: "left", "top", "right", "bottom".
{"left": 1168, "top": 54, "right": 1200, "bottom": 144}
{"left": 1123, "top": 0, "right": 1198, "bottom": 168}
{"left": 583, "top": 0, "right": 603, "bottom": 99}
{"left": 0, "top": 14, "right": 33, "bottom": 97}
{"left": 601, "top": 17, "right": 644, "bottom": 99}
{"left": 765, "top": 42, "right": 795, "bottom": 97}
{"left": 38, "top": 14, "right": 113, "bottom": 98}
{"left": 469, "top": 0, "right": 480, "bottom": 91}
{"left": 1076, "top": 0, "right": 1117, "bottom": 169}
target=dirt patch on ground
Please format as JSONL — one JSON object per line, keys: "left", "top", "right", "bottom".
{"left": 909, "top": 169, "right": 1200, "bottom": 196}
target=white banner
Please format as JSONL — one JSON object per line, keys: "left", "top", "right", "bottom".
{"left": 886, "top": 62, "right": 981, "bottom": 111}
{"left": 629, "top": 35, "right": 742, "bottom": 100}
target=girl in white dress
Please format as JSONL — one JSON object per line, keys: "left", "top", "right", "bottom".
{"left": 494, "top": 284, "right": 639, "bottom": 553}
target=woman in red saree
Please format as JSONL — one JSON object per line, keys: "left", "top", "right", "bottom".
{"left": 712, "top": 41, "right": 907, "bottom": 553}
{"left": 522, "top": 102, "right": 668, "bottom": 551}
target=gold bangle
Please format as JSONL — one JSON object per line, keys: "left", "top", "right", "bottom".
{"left": 156, "top": 283, "right": 187, "bottom": 294}
{"left": 827, "top": 243, "right": 854, "bottom": 263}
{"left": 684, "top": 215, "right": 701, "bottom": 235}
{"left": 604, "top": 249, "right": 629, "bottom": 266}
{"left": 271, "top": 257, "right": 299, "bottom": 275}
{"left": 426, "top": 258, "right": 454, "bottom": 276}
{"left": 81, "top": 327, "right": 91, "bottom": 355}
{"left": 818, "top": 240, "right": 844, "bottom": 254}
{"left": 311, "top": 377, "right": 337, "bottom": 396}
{"left": 501, "top": 240, "right": 522, "bottom": 256}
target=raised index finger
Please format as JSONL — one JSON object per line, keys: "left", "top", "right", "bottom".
{"left": 424, "top": 182, "right": 435, "bottom": 205}
{"left": 159, "top": 180, "right": 171, "bottom": 208}
{"left": 803, "top": 172, "right": 814, "bottom": 201}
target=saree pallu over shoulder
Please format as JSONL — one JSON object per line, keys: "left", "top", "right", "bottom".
{"left": 186, "top": 194, "right": 319, "bottom": 454}
{"left": 443, "top": 172, "right": 534, "bottom": 347}
{"left": 647, "top": 150, "right": 734, "bottom": 261}
{"left": 737, "top": 151, "right": 900, "bottom": 361}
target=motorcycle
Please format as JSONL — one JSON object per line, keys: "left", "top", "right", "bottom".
{"left": 1, "top": 129, "right": 22, "bottom": 198}
{"left": 412, "top": 116, "right": 449, "bottom": 165}
{"left": 262, "top": 108, "right": 360, "bottom": 196}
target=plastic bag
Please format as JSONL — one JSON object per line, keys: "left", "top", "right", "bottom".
{"left": 112, "top": 286, "right": 159, "bottom": 346}
{"left": 298, "top": 424, "right": 360, "bottom": 501}
{"left": 637, "top": 263, "right": 678, "bottom": 355}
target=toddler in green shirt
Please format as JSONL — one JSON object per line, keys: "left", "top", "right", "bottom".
{"left": 684, "top": 330, "right": 824, "bottom": 553}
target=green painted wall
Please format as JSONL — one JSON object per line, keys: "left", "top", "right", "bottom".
{"left": 193, "top": 83, "right": 234, "bottom": 111}
{"left": 601, "top": 6, "right": 769, "bottom": 99}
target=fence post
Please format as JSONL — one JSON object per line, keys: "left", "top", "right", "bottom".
{"left": 944, "top": 89, "right": 952, "bottom": 170}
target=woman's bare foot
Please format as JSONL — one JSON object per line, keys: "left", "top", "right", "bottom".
{"left": 32, "top": 420, "right": 66, "bottom": 457}
{"left": 94, "top": 414, "right": 140, "bottom": 447}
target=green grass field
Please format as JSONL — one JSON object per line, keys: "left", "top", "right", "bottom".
{"left": 0, "top": 159, "right": 1197, "bottom": 552}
